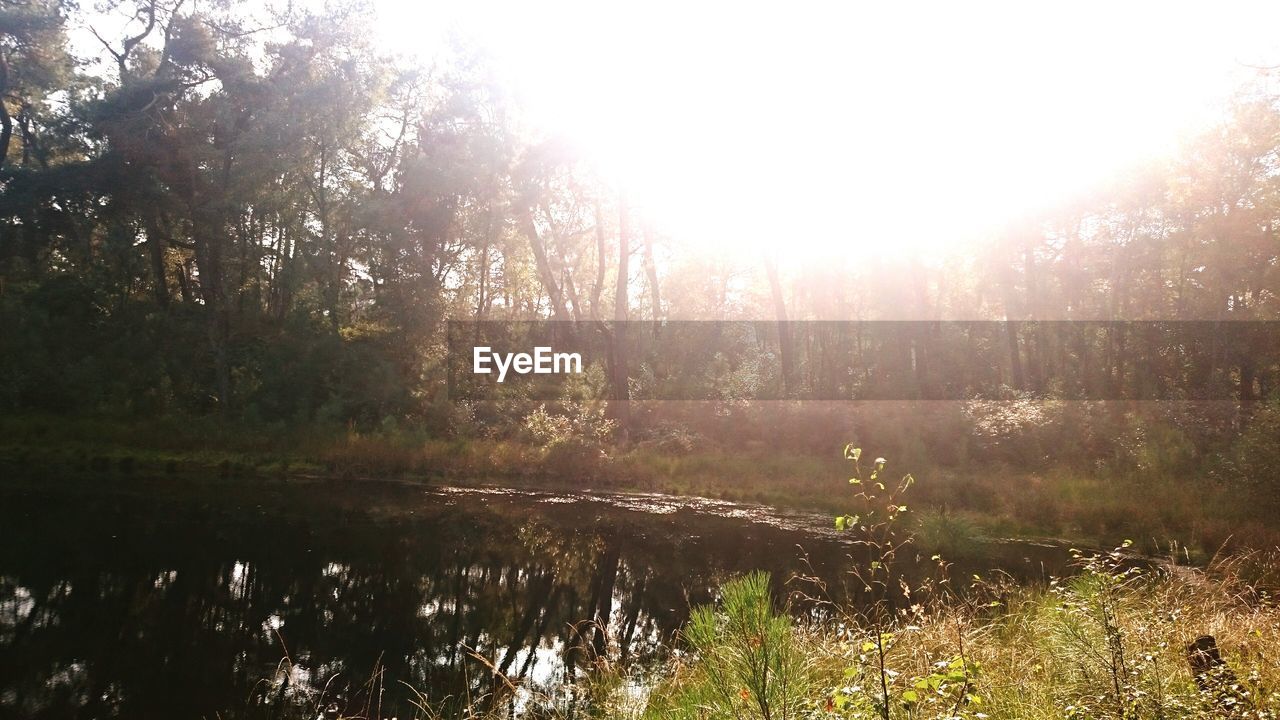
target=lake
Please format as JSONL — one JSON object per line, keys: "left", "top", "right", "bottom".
{"left": 0, "top": 475, "right": 1074, "bottom": 719}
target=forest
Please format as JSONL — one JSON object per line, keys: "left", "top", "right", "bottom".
{"left": 3, "top": 0, "right": 1280, "bottom": 718}
{"left": 5, "top": 0, "right": 1280, "bottom": 548}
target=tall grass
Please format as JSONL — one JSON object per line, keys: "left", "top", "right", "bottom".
{"left": 598, "top": 549, "right": 1280, "bottom": 720}
{"left": 5, "top": 411, "right": 1278, "bottom": 554}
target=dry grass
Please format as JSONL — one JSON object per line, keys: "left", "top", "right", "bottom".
{"left": 790, "top": 549, "right": 1280, "bottom": 719}
{"left": 566, "top": 549, "right": 1280, "bottom": 720}
{"left": 4, "top": 412, "right": 1278, "bottom": 555}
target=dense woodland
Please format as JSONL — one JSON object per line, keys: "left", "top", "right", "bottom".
{"left": 3, "top": 0, "right": 1280, "bottom": 480}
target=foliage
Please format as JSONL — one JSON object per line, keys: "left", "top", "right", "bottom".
{"left": 295, "top": 543, "right": 1280, "bottom": 720}
{"left": 1230, "top": 396, "right": 1280, "bottom": 487}
{"left": 4, "top": 0, "right": 1280, "bottom": 468}
{"left": 643, "top": 572, "right": 813, "bottom": 720}
{"left": 522, "top": 400, "right": 616, "bottom": 475}
{"left": 912, "top": 508, "right": 983, "bottom": 560}
{"left": 522, "top": 400, "right": 615, "bottom": 447}
{"left": 1038, "top": 544, "right": 1275, "bottom": 719}
{"left": 828, "top": 447, "right": 983, "bottom": 720}
{"left": 634, "top": 445, "right": 1280, "bottom": 720}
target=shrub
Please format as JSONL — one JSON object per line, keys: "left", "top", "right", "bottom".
{"left": 522, "top": 400, "right": 615, "bottom": 448}
{"left": 913, "top": 508, "right": 983, "bottom": 560}
{"left": 522, "top": 401, "right": 616, "bottom": 477}
{"left": 1232, "top": 396, "right": 1280, "bottom": 488}
{"left": 644, "top": 572, "right": 812, "bottom": 720}
{"left": 634, "top": 422, "right": 704, "bottom": 456}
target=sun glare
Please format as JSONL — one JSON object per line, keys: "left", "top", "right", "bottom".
{"left": 379, "top": 1, "right": 1280, "bottom": 261}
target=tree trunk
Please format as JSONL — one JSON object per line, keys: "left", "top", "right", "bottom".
{"left": 1186, "top": 634, "right": 1247, "bottom": 709}
{"left": 591, "top": 200, "right": 607, "bottom": 320}
{"left": 143, "top": 214, "right": 170, "bottom": 307}
{"left": 641, "top": 220, "right": 662, "bottom": 330}
{"left": 0, "top": 53, "right": 12, "bottom": 167}
{"left": 765, "top": 256, "right": 795, "bottom": 397}
{"left": 193, "top": 218, "right": 231, "bottom": 413}
{"left": 607, "top": 194, "right": 631, "bottom": 431}
{"left": 522, "top": 206, "right": 571, "bottom": 322}
{"left": 1005, "top": 323, "right": 1025, "bottom": 391}
{"left": 544, "top": 206, "right": 583, "bottom": 322}
{"left": 175, "top": 259, "right": 194, "bottom": 304}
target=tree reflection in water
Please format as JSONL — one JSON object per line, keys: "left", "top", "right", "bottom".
{"left": 0, "top": 478, "right": 1068, "bottom": 719}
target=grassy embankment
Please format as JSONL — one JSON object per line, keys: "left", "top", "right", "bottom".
{"left": 586, "top": 550, "right": 1280, "bottom": 720}
{"left": 2, "top": 413, "right": 1276, "bottom": 557}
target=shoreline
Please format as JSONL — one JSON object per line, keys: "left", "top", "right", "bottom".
{"left": 3, "top": 420, "right": 1273, "bottom": 561}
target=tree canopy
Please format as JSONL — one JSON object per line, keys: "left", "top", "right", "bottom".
{"left": 2, "top": 0, "right": 1279, "bottom": 430}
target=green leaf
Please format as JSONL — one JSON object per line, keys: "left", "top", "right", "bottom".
{"left": 844, "top": 445, "right": 862, "bottom": 461}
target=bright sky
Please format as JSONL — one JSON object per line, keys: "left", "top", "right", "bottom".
{"left": 373, "top": 1, "right": 1280, "bottom": 259}
{"left": 74, "top": 1, "right": 1280, "bottom": 259}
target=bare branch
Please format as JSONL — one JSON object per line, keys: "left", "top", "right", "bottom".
{"left": 87, "top": 24, "right": 126, "bottom": 68}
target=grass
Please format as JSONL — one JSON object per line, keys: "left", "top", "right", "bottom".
{"left": 783, "top": 548, "right": 1280, "bottom": 720}
{"left": 608, "top": 446, "right": 1280, "bottom": 720}
{"left": 2, "top": 413, "right": 1278, "bottom": 557}
{"left": 390, "top": 549, "right": 1280, "bottom": 720}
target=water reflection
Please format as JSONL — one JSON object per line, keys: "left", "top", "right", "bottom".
{"left": 0, "top": 478, "right": 1070, "bottom": 719}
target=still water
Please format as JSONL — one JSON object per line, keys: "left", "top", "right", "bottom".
{"left": 0, "top": 476, "right": 1072, "bottom": 719}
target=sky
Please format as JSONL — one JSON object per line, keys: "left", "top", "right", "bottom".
{"left": 371, "top": 1, "right": 1280, "bottom": 259}
{"left": 72, "top": 1, "right": 1280, "bottom": 260}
